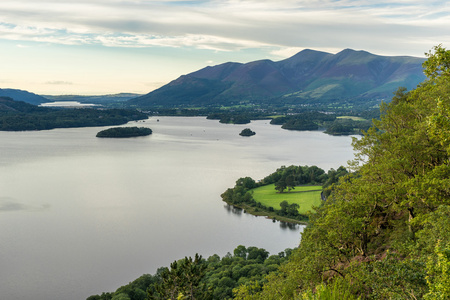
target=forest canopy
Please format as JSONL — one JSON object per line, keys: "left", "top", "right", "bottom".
{"left": 234, "top": 44, "right": 450, "bottom": 299}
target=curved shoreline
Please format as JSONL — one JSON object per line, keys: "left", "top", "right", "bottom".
{"left": 223, "top": 200, "right": 309, "bottom": 225}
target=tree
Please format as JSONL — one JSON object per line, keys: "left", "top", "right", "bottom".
{"left": 148, "top": 254, "right": 210, "bottom": 300}
{"left": 234, "top": 245, "right": 247, "bottom": 259}
{"left": 235, "top": 177, "right": 257, "bottom": 189}
{"left": 274, "top": 179, "right": 287, "bottom": 193}
{"left": 285, "top": 175, "right": 295, "bottom": 192}
{"left": 424, "top": 44, "right": 450, "bottom": 79}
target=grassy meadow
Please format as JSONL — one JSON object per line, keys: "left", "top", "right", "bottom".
{"left": 251, "top": 184, "right": 322, "bottom": 215}
{"left": 336, "top": 115, "right": 366, "bottom": 121}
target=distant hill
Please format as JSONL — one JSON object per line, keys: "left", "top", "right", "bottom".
{"left": 128, "top": 49, "right": 426, "bottom": 107}
{"left": 44, "top": 93, "right": 142, "bottom": 105}
{"left": 0, "top": 96, "right": 148, "bottom": 131}
{"left": 0, "top": 88, "right": 49, "bottom": 105}
{"left": 0, "top": 96, "right": 44, "bottom": 113}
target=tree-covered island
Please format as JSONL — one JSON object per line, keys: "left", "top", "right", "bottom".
{"left": 239, "top": 128, "right": 255, "bottom": 136}
{"left": 96, "top": 126, "right": 152, "bottom": 138}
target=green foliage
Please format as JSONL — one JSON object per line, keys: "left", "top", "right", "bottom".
{"left": 149, "top": 254, "right": 210, "bottom": 300}
{"left": 424, "top": 44, "right": 450, "bottom": 79}
{"left": 87, "top": 246, "right": 292, "bottom": 300}
{"left": 207, "top": 113, "right": 251, "bottom": 124}
{"left": 299, "top": 277, "right": 360, "bottom": 300}
{"left": 324, "top": 118, "right": 371, "bottom": 135}
{"left": 221, "top": 165, "right": 344, "bottom": 222}
{"left": 271, "top": 112, "right": 334, "bottom": 131}
{"left": 281, "top": 119, "right": 318, "bottom": 131}
{"left": 96, "top": 127, "right": 152, "bottom": 138}
{"left": 248, "top": 45, "right": 450, "bottom": 299}
{"left": 270, "top": 111, "right": 373, "bottom": 135}
{"left": 424, "top": 243, "right": 450, "bottom": 299}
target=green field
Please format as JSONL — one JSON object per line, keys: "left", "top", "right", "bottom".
{"left": 251, "top": 184, "right": 322, "bottom": 215}
{"left": 337, "top": 116, "right": 366, "bottom": 121}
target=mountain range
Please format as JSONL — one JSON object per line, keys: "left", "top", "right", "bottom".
{"left": 0, "top": 88, "right": 49, "bottom": 105}
{"left": 129, "top": 49, "right": 426, "bottom": 107}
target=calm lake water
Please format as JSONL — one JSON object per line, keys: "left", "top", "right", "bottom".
{"left": 0, "top": 117, "right": 355, "bottom": 300}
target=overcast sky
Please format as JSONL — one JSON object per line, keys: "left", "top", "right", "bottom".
{"left": 1, "top": 0, "right": 449, "bottom": 95}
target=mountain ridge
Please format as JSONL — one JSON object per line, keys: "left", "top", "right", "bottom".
{"left": 0, "top": 88, "right": 49, "bottom": 105}
{"left": 129, "top": 48, "right": 426, "bottom": 107}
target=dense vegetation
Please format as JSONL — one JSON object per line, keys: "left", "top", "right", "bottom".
{"left": 233, "top": 45, "right": 450, "bottom": 299}
{"left": 239, "top": 128, "right": 255, "bottom": 136}
{"left": 87, "top": 245, "right": 294, "bottom": 300}
{"left": 270, "top": 112, "right": 334, "bottom": 131}
{"left": 324, "top": 118, "right": 372, "bottom": 135}
{"left": 0, "top": 97, "right": 148, "bottom": 131}
{"left": 207, "top": 112, "right": 252, "bottom": 124}
{"left": 269, "top": 111, "right": 373, "bottom": 134}
{"left": 221, "top": 165, "right": 348, "bottom": 223}
{"left": 96, "top": 127, "right": 152, "bottom": 138}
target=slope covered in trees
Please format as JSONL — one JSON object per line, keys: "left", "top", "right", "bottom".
{"left": 235, "top": 45, "right": 450, "bottom": 299}
{"left": 87, "top": 246, "right": 294, "bottom": 300}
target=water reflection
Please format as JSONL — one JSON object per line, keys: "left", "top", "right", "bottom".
{"left": 224, "top": 204, "right": 243, "bottom": 215}
{"left": 279, "top": 221, "right": 299, "bottom": 230}
{"left": 224, "top": 204, "right": 300, "bottom": 230}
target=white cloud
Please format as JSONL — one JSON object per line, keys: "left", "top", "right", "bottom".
{"left": 0, "top": 0, "right": 448, "bottom": 57}
{"left": 45, "top": 81, "right": 73, "bottom": 85}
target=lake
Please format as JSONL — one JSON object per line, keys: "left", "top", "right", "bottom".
{"left": 0, "top": 117, "right": 356, "bottom": 300}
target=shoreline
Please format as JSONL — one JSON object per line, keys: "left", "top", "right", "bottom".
{"left": 223, "top": 200, "right": 309, "bottom": 225}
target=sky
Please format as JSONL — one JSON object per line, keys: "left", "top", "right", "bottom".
{"left": 0, "top": 0, "right": 449, "bottom": 95}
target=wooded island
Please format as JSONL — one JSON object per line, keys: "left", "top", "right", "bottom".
{"left": 96, "top": 126, "right": 152, "bottom": 138}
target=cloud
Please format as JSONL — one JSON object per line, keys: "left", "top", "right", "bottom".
{"left": 46, "top": 81, "right": 73, "bottom": 85}
{"left": 0, "top": 0, "right": 449, "bottom": 56}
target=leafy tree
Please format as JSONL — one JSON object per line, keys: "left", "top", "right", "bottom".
{"left": 424, "top": 243, "right": 450, "bottom": 299}
{"left": 234, "top": 246, "right": 247, "bottom": 259}
{"left": 274, "top": 179, "right": 287, "bottom": 193}
{"left": 148, "top": 254, "right": 210, "bottom": 300}
{"left": 235, "top": 177, "right": 257, "bottom": 190}
{"left": 237, "top": 45, "right": 450, "bottom": 299}
{"left": 424, "top": 44, "right": 450, "bottom": 79}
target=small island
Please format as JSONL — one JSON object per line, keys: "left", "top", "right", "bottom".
{"left": 96, "top": 126, "right": 152, "bottom": 138}
{"left": 239, "top": 128, "right": 256, "bottom": 136}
